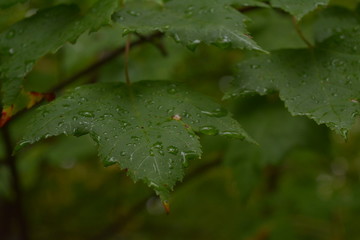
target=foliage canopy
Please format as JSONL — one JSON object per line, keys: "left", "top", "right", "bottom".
{"left": 1, "top": 0, "right": 360, "bottom": 239}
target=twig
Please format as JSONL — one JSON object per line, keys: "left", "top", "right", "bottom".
{"left": 125, "top": 35, "right": 132, "bottom": 85}
{"left": 7, "top": 32, "right": 164, "bottom": 124}
{"left": 292, "top": 17, "right": 313, "bottom": 48}
{"left": 134, "top": 32, "right": 168, "bottom": 56}
{"left": 1, "top": 126, "right": 30, "bottom": 240}
{"left": 50, "top": 32, "right": 163, "bottom": 93}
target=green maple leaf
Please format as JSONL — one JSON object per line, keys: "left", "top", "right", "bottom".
{"left": 225, "top": 105, "right": 325, "bottom": 200}
{"left": 113, "top": 0, "right": 266, "bottom": 51}
{"left": 17, "top": 81, "right": 253, "bottom": 199}
{"left": 225, "top": 28, "right": 360, "bottom": 136}
{"left": 270, "top": 0, "right": 329, "bottom": 20}
{"left": 0, "top": 0, "right": 118, "bottom": 108}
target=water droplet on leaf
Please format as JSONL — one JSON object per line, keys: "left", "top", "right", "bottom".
{"left": 199, "top": 126, "right": 219, "bottom": 135}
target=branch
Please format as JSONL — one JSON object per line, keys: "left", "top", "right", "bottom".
{"left": 134, "top": 33, "right": 168, "bottom": 56}
{"left": 292, "top": 17, "right": 313, "bottom": 48}
{"left": 124, "top": 35, "right": 132, "bottom": 85}
{"left": 50, "top": 31, "right": 164, "bottom": 93}
{"left": 91, "top": 156, "right": 222, "bottom": 240}
{"left": 6, "top": 32, "right": 164, "bottom": 125}
{"left": 1, "top": 126, "right": 30, "bottom": 240}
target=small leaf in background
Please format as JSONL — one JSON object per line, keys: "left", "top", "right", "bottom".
{"left": 113, "top": 0, "right": 266, "bottom": 52}
{"left": 270, "top": 0, "right": 329, "bottom": 20}
{"left": 17, "top": 81, "right": 253, "bottom": 199}
{"left": 0, "top": 0, "right": 118, "bottom": 108}
{"left": 226, "top": 28, "right": 360, "bottom": 136}
{"left": 225, "top": 101, "right": 328, "bottom": 200}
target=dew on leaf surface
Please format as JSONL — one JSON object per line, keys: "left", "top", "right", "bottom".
{"left": 79, "top": 111, "right": 94, "bottom": 118}
{"left": 199, "top": 126, "right": 219, "bottom": 135}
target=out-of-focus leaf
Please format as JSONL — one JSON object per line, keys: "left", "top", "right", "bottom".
{"left": 225, "top": 103, "right": 325, "bottom": 199}
{"left": 0, "top": 0, "right": 118, "bottom": 108}
{"left": 246, "top": 8, "right": 307, "bottom": 50}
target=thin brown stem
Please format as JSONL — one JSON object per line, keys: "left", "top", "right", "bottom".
{"left": 1, "top": 126, "right": 30, "bottom": 240}
{"left": 6, "top": 32, "right": 164, "bottom": 125}
{"left": 292, "top": 17, "right": 313, "bottom": 48}
{"left": 135, "top": 32, "right": 168, "bottom": 56}
{"left": 50, "top": 32, "right": 163, "bottom": 93}
{"left": 125, "top": 35, "right": 132, "bottom": 85}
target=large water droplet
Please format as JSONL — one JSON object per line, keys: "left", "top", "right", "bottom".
{"left": 220, "top": 131, "right": 241, "bottom": 138}
{"left": 127, "top": 10, "right": 141, "bottom": 16}
{"left": 150, "top": 150, "right": 155, "bottom": 156}
{"left": 131, "top": 136, "right": 140, "bottom": 141}
{"left": 186, "top": 39, "right": 201, "bottom": 51}
{"left": 199, "top": 126, "right": 219, "bottom": 135}
{"left": 201, "top": 107, "right": 227, "bottom": 117}
{"left": 182, "top": 151, "right": 199, "bottom": 161}
{"left": 167, "top": 84, "right": 178, "bottom": 94}
{"left": 79, "top": 111, "right": 94, "bottom": 118}
{"left": 214, "top": 36, "right": 231, "bottom": 49}
{"left": 167, "top": 146, "right": 179, "bottom": 155}
{"left": 41, "top": 110, "right": 49, "bottom": 117}
{"left": 16, "top": 140, "right": 31, "bottom": 151}
{"left": 8, "top": 48, "right": 15, "bottom": 55}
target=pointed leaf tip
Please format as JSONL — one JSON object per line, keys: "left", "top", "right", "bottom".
{"left": 0, "top": 105, "right": 14, "bottom": 128}
{"left": 113, "top": 0, "right": 264, "bottom": 51}
{"left": 19, "top": 80, "right": 252, "bottom": 197}
{"left": 162, "top": 200, "right": 170, "bottom": 214}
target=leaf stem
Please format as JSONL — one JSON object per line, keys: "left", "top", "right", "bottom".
{"left": 1, "top": 126, "right": 30, "bottom": 240}
{"left": 125, "top": 35, "right": 132, "bottom": 85}
{"left": 4, "top": 32, "right": 164, "bottom": 125}
{"left": 292, "top": 17, "right": 313, "bottom": 48}
{"left": 135, "top": 32, "right": 168, "bottom": 56}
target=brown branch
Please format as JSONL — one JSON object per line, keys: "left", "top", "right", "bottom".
{"left": 91, "top": 156, "right": 223, "bottom": 240}
{"left": 1, "top": 126, "right": 30, "bottom": 240}
{"left": 6, "top": 32, "right": 164, "bottom": 125}
{"left": 292, "top": 17, "right": 313, "bottom": 48}
{"left": 135, "top": 32, "right": 168, "bottom": 56}
{"left": 50, "top": 31, "right": 164, "bottom": 93}
{"left": 125, "top": 35, "right": 132, "bottom": 85}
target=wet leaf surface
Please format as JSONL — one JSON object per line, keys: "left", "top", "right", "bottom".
{"left": 226, "top": 28, "right": 360, "bottom": 136}
{"left": 0, "top": 0, "right": 118, "bottom": 107}
{"left": 113, "top": 0, "right": 266, "bottom": 52}
{"left": 18, "top": 80, "right": 253, "bottom": 199}
{"left": 270, "top": 0, "right": 329, "bottom": 19}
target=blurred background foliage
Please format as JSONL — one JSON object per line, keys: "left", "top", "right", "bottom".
{"left": 2, "top": 0, "right": 360, "bottom": 239}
